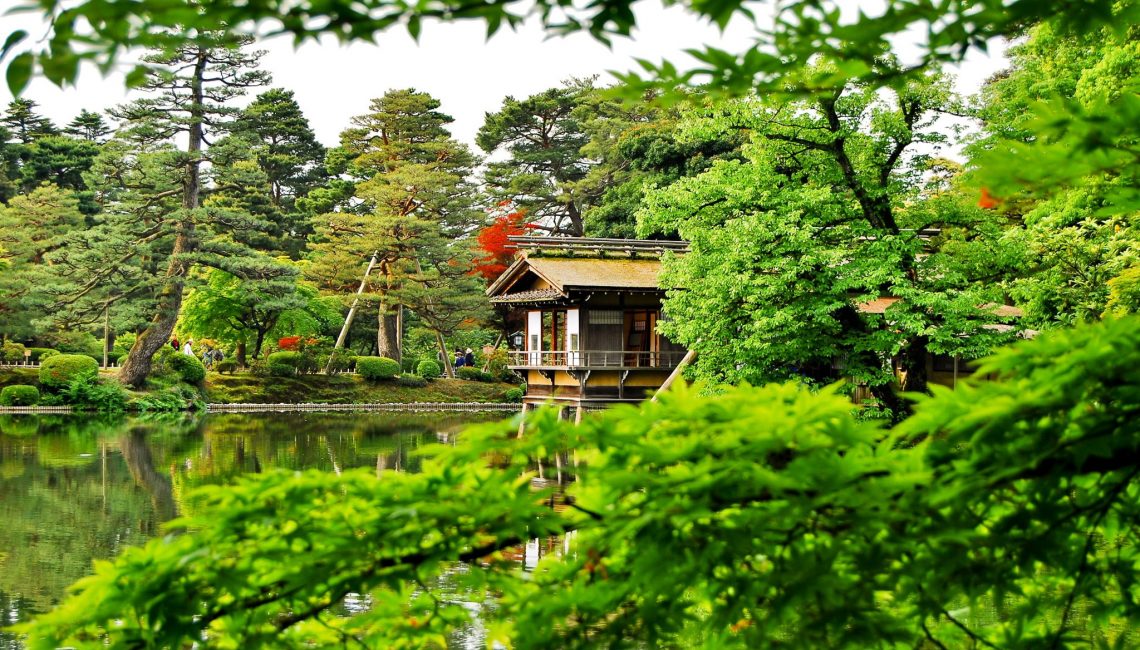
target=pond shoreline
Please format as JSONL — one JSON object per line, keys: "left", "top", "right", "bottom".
{"left": 0, "top": 402, "right": 521, "bottom": 414}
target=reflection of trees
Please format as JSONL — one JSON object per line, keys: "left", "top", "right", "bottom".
{"left": 0, "top": 414, "right": 200, "bottom": 640}
{"left": 121, "top": 426, "right": 177, "bottom": 523}
{"left": 0, "top": 411, "right": 500, "bottom": 640}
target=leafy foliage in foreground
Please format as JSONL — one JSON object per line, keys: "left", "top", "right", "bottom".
{"left": 16, "top": 316, "right": 1140, "bottom": 648}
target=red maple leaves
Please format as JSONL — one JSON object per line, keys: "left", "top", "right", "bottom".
{"left": 472, "top": 202, "right": 534, "bottom": 281}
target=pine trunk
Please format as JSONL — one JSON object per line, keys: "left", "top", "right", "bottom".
{"left": 118, "top": 47, "right": 206, "bottom": 388}
{"left": 377, "top": 301, "right": 401, "bottom": 360}
{"left": 900, "top": 335, "right": 930, "bottom": 395}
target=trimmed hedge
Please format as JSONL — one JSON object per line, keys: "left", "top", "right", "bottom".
{"left": 29, "top": 348, "right": 59, "bottom": 362}
{"left": 268, "top": 362, "right": 296, "bottom": 377}
{"left": 504, "top": 386, "right": 525, "bottom": 402}
{"left": 416, "top": 359, "right": 441, "bottom": 379}
{"left": 168, "top": 353, "right": 206, "bottom": 384}
{"left": 356, "top": 357, "right": 401, "bottom": 381}
{"left": 267, "top": 351, "right": 304, "bottom": 369}
{"left": 39, "top": 354, "right": 99, "bottom": 390}
{"left": 457, "top": 367, "right": 495, "bottom": 382}
{"left": 396, "top": 374, "right": 428, "bottom": 388}
{"left": 216, "top": 360, "right": 238, "bottom": 374}
{"left": 0, "top": 385, "right": 40, "bottom": 406}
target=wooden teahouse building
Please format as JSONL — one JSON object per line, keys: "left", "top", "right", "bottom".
{"left": 487, "top": 237, "right": 689, "bottom": 415}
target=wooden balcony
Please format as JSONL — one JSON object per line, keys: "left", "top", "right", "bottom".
{"left": 508, "top": 350, "right": 686, "bottom": 370}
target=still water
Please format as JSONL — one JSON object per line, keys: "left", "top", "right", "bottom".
{"left": 0, "top": 410, "right": 506, "bottom": 648}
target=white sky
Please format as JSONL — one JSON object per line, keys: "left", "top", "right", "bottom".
{"left": 2, "top": 2, "right": 1008, "bottom": 149}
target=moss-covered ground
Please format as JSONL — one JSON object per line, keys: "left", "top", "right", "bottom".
{"left": 204, "top": 373, "right": 515, "bottom": 404}
{"left": 1, "top": 367, "right": 517, "bottom": 405}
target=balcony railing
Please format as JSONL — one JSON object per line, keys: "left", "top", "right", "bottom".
{"left": 508, "top": 350, "right": 687, "bottom": 369}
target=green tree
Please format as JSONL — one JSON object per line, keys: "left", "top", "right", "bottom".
{"left": 307, "top": 89, "right": 481, "bottom": 363}
{"left": 477, "top": 79, "right": 594, "bottom": 235}
{"left": 639, "top": 70, "right": 1018, "bottom": 414}
{"left": 179, "top": 268, "right": 335, "bottom": 362}
{"left": 64, "top": 109, "right": 113, "bottom": 142}
{"left": 2, "top": 99, "right": 58, "bottom": 144}
{"left": 233, "top": 88, "right": 326, "bottom": 210}
{"left": 966, "top": 19, "right": 1140, "bottom": 326}
{"left": 0, "top": 184, "right": 85, "bottom": 339}
{"left": 102, "top": 33, "right": 272, "bottom": 387}
{"left": 15, "top": 135, "right": 100, "bottom": 199}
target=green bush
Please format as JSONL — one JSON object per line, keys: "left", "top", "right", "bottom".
{"left": 39, "top": 354, "right": 99, "bottom": 390}
{"left": 267, "top": 351, "right": 304, "bottom": 369}
{"left": 60, "top": 374, "right": 127, "bottom": 412}
{"left": 504, "top": 386, "right": 525, "bottom": 402}
{"left": 356, "top": 357, "right": 401, "bottom": 381}
{"left": 28, "top": 348, "right": 59, "bottom": 362}
{"left": 0, "top": 385, "right": 40, "bottom": 406}
{"left": 268, "top": 362, "right": 296, "bottom": 377}
{"left": 167, "top": 353, "right": 206, "bottom": 384}
{"left": 457, "top": 367, "right": 495, "bottom": 382}
{"left": 216, "top": 360, "right": 238, "bottom": 374}
{"left": 114, "top": 352, "right": 130, "bottom": 365}
{"left": 396, "top": 374, "right": 428, "bottom": 388}
{"left": 1, "top": 341, "right": 28, "bottom": 363}
{"left": 416, "top": 359, "right": 441, "bottom": 379}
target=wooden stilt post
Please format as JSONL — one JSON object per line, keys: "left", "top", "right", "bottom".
{"left": 652, "top": 349, "right": 697, "bottom": 402}
{"left": 326, "top": 251, "right": 378, "bottom": 373}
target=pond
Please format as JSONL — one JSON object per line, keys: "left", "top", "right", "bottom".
{"left": 0, "top": 410, "right": 509, "bottom": 649}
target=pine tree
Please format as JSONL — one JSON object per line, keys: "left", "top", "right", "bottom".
{"left": 84, "top": 32, "right": 276, "bottom": 386}
{"left": 64, "top": 109, "right": 113, "bottom": 142}
{"left": 307, "top": 89, "right": 482, "bottom": 363}
{"left": 2, "top": 99, "right": 58, "bottom": 144}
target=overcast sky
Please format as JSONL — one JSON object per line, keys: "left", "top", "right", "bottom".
{"left": 2, "top": 2, "right": 1008, "bottom": 150}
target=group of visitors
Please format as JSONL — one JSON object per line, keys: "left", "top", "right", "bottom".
{"left": 169, "top": 337, "right": 225, "bottom": 368}
{"left": 453, "top": 347, "right": 475, "bottom": 369}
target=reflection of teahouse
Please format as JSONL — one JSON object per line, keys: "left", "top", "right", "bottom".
{"left": 487, "top": 237, "right": 689, "bottom": 420}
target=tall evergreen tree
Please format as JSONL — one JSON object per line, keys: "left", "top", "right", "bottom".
{"left": 64, "top": 109, "right": 113, "bottom": 142}
{"left": 84, "top": 32, "right": 278, "bottom": 386}
{"left": 307, "top": 89, "right": 482, "bottom": 363}
{"left": 2, "top": 99, "right": 58, "bottom": 144}
{"left": 233, "top": 88, "right": 325, "bottom": 208}
{"left": 477, "top": 79, "right": 594, "bottom": 236}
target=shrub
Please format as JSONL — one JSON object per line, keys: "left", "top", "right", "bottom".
{"left": 115, "top": 352, "right": 130, "bottom": 365}
{"left": 0, "top": 385, "right": 40, "bottom": 406}
{"left": 60, "top": 374, "right": 127, "bottom": 412}
{"left": 268, "top": 362, "right": 296, "bottom": 377}
{"left": 267, "top": 351, "right": 304, "bottom": 369}
{"left": 396, "top": 374, "right": 428, "bottom": 388}
{"left": 504, "top": 386, "right": 525, "bottom": 402}
{"left": 416, "top": 359, "right": 441, "bottom": 379}
{"left": 457, "top": 367, "right": 495, "bottom": 382}
{"left": 247, "top": 360, "right": 269, "bottom": 377}
{"left": 167, "top": 353, "right": 206, "bottom": 384}
{"left": 357, "top": 357, "right": 401, "bottom": 381}
{"left": 28, "top": 348, "right": 59, "bottom": 362}
{"left": 39, "top": 354, "right": 99, "bottom": 390}
{"left": 2, "top": 341, "right": 28, "bottom": 363}
{"left": 277, "top": 336, "right": 302, "bottom": 351}
{"left": 216, "top": 360, "right": 238, "bottom": 374}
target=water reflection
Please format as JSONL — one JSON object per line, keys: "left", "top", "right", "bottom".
{"left": 0, "top": 411, "right": 498, "bottom": 648}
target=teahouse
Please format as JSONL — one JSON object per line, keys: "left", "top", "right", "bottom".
{"left": 487, "top": 237, "right": 688, "bottom": 418}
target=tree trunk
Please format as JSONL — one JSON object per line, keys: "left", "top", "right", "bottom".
{"left": 235, "top": 340, "right": 247, "bottom": 367}
{"left": 899, "top": 335, "right": 930, "bottom": 395}
{"left": 435, "top": 330, "right": 454, "bottom": 378}
{"left": 377, "top": 300, "right": 400, "bottom": 360}
{"left": 253, "top": 330, "right": 266, "bottom": 359}
{"left": 394, "top": 304, "right": 404, "bottom": 364}
{"left": 117, "top": 47, "right": 206, "bottom": 388}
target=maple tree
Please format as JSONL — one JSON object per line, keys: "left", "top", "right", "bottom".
{"left": 473, "top": 203, "right": 533, "bottom": 282}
